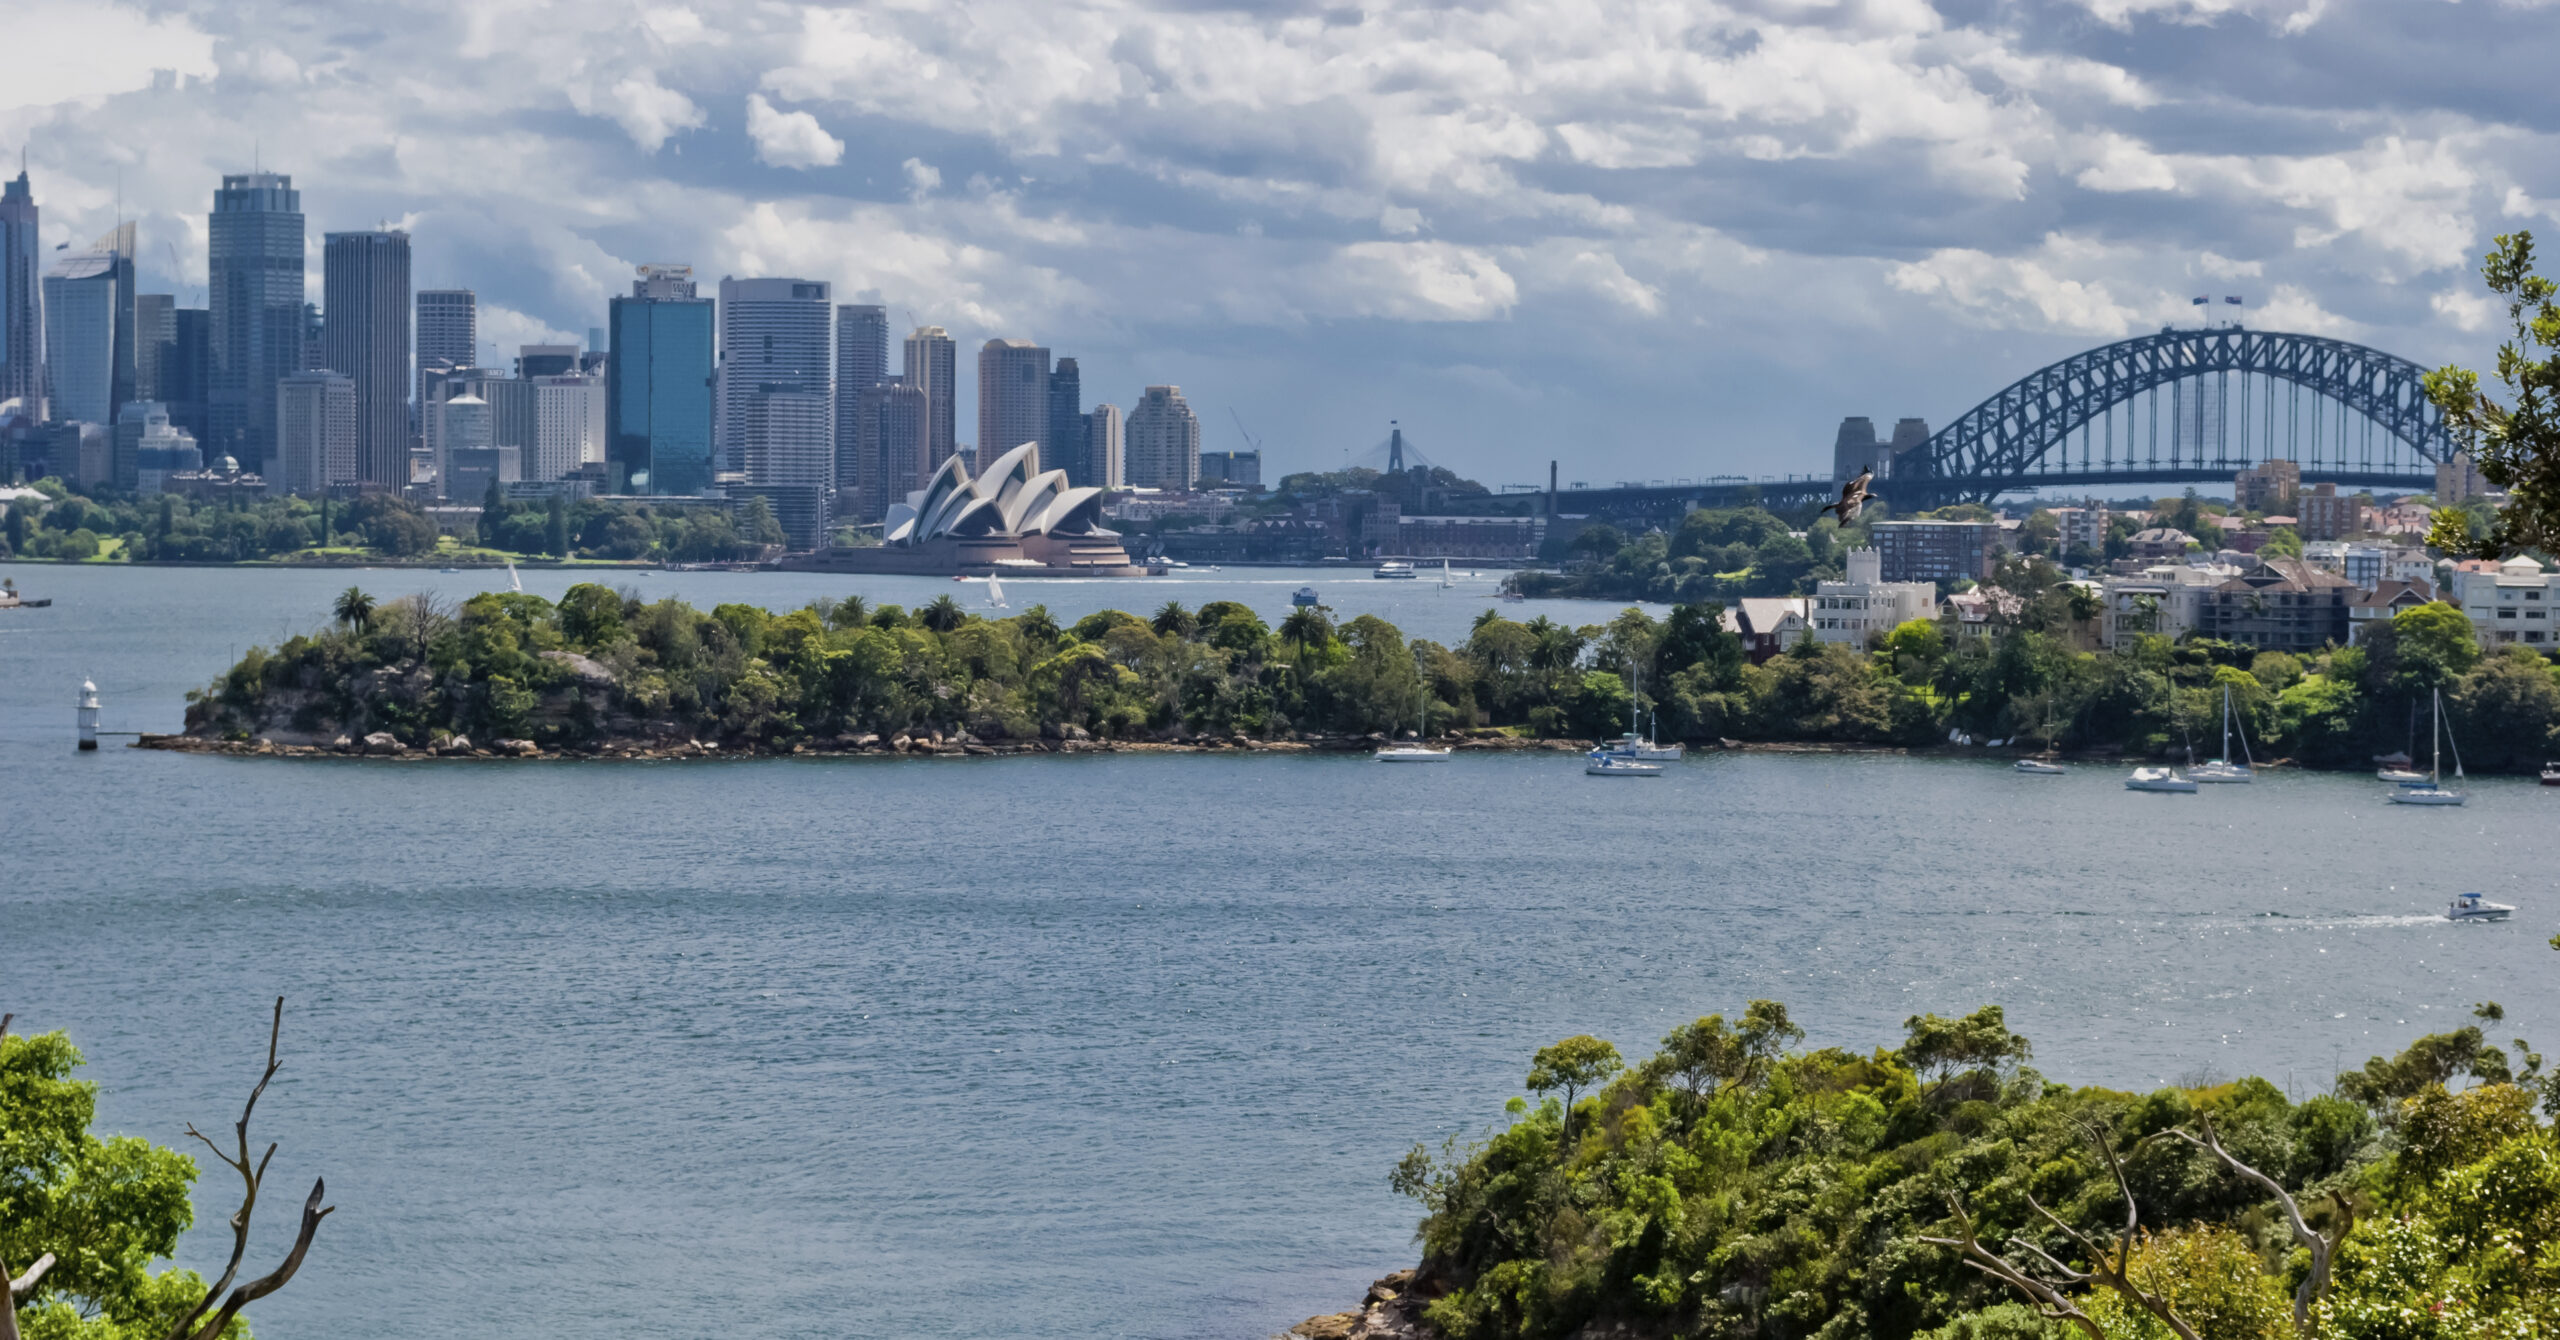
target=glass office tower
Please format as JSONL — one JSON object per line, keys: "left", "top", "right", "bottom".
{"left": 606, "top": 265, "right": 714, "bottom": 495}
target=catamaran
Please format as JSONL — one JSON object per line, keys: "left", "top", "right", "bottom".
{"left": 2388, "top": 688, "right": 2467, "bottom": 806}
{"left": 2191, "top": 684, "right": 2254, "bottom": 783}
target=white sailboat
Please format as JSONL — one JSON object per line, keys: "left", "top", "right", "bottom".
{"left": 984, "top": 575, "right": 1009, "bottom": 609}
{"left": 1376, "top": 671, "right": 1451, "bottom": 762}
{"left": 1586, "top": 754, "right": 1663, "bottom": 777}
{"left": 1595, "top": 665, "right": 1684, "bottom": 761}
{"left": 2191, "top": 684, "right": 2254, "bottom": 783}
{"left": 507, "top": 560, "right": 523, "bottom": 594}
{"left": 2389, "top": 688, "right": 2467, "bottom": 805}
{"left": 1438, "top": 558, "right": 1453, "bottom": 590}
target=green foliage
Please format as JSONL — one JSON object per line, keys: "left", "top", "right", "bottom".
{"left": 2, "top": 1028, "right": 247, "bottom": 1340}
{"left": 1398, "top": 1004, "right": 2560, "bottom": 1340}
{"left": 2425, "top": 231, "right": 2560, "bottom": 558}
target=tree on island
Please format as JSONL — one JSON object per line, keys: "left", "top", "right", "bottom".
{"left": 2, "top": 1001, "right": 331, "bottom": 1340}
{"left": 1524, "top": 1035, "right": 1621, "bottom": 1144}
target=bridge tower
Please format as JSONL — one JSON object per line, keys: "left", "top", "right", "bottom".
{"left": 1387, "top": 420, "right": 1405, "bottom": 474}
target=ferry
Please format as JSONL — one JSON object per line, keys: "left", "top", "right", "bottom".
{"left": 1292, "top": 586, "right": 1321, "bottom": 608}
{"left": 1372, "top": 560, "right": 1417, "bottom": 579}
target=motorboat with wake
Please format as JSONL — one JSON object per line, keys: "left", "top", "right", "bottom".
{"left": 2126, "top": 767, "right": 2197, "bottom": 793}
{"left": 1373, "top": 560, "right": 1417, "bottom": 579}
{"left": 2388, "top": 688, "right": 2467, "bottom": 806}
{"left": 2191, "top": 684, "right": 2254, "bottom": 783}
{"left": 2446, "top": 891, "right": 2515, "bottom": 922}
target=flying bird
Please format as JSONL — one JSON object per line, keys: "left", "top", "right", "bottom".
{"left": 1818, "top": 468, "right": 1875, "bottom": 526}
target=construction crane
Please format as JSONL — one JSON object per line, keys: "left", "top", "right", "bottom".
{"left": 1227, "top": 407, "right": 1263, "bottom": 453}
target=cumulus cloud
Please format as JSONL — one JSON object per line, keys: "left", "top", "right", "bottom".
{"left": 745, "top": 94, "right": 843, "bottom": 169}
{"left": 5, "top": 0, "right": 2548, "bottom": 480}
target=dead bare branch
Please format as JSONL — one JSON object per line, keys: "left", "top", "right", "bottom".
{"left": 8, "top": 1254, "right": 56, "bottom": 1300}
{"left": 162, "top": 998, "right": 333, "bottom": 1340}
{"left": 2167, "top": 1112, "right": 2346, "bottom": 1335}
{"left": 1917, "top": 1193, "right": 2108, "bottom": 1340}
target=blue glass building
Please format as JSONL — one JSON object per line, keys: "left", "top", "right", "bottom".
{"left": 607, "top": 265, "right": 714, "bottom": 495}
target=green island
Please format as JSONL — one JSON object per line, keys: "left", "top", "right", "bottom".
{"left": 0, "top": 480, "right": 786, "bottom": 566}
{"left": 1293, "top": 992, "right": 2560, "bottom": 1340}
{"left": 161, "top": 578, "right": 2557, "bottom": 768}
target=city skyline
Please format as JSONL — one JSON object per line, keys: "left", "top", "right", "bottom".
{"left": 6, "top": 1, "right": 2558, "bottom": 486}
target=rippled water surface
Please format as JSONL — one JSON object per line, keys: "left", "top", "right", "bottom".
{"left": 3, "top": 563, "right": 2554, "bottom": 1339}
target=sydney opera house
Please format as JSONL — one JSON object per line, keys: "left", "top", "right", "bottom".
{"left": 785, "top": 443, "right": 1144, "bottom": 576}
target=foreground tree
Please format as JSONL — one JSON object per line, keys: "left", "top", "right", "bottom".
{"left": 2426, "top": 231, "right": 2560, "bottom": 557}
{"left": 2, "top": 1002, "right": 332, "bottom": 1340}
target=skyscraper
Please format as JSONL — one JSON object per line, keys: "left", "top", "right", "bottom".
{"left": 856, "top": 381, "right": 928, "bottom": 524}
{"left": 903, "top": 325, "right": 956, "bottom": 468}
{"left": 0, "top": 170, "right": 39, "bottom": 415}
{"left": 833, "top": 304, "right": 887, "bottom": 490}
{"left": 415, "top": 290, "right": 475, "bottom": 408}
{"left": 319, "top": 230, "right": 412, "bottom": 490}
{"left": 1125, "top": 386, "right": 1200, "bottom": 489}
{"left": 1047, "top": 356, "right": 1084, "bottom": 485}
{"left": 532, "top": 373, "right": 606, "bottom": 481}
{"left": 1085, "top": 403, "right": 1124, "bottom": 490}
{"left": 606, "top": 264, "right": 715, "bottom": 495}
{"left": 43, "top": 236, "right": 124, "bottom": 425}
{"left": 135, "top": 294, "right": 175, "bottom": 402}
{"left": 209, "top": 172, "right": 304, "bottom": 474}
{"left": 162, "top": 308, "right": 211, "bottom": 442}
{"left": 716, "top": 276, "right": 831, "bottom": 475}
{"left": 274, "top": 370, "right": 357, "bottom": 495}
{"left": 976, "top": 338, "right": 1050, "bottom": 467}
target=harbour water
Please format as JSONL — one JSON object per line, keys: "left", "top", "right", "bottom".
{"left": 3, "top": 564, "right": 2554, "bottom": 1339}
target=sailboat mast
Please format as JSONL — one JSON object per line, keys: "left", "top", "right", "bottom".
{"left": 2431, "top": 689, "right": 2442, "bottom": 784}
{"left": 2220, "top": 686, "right": 2231, "bottom": 764}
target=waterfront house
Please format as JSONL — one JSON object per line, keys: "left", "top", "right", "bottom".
{"left": 1728, "top": 597, "right": 1810, "bottom": 663}
{"left": 2348, "top": 579, "right": 2437, "bottom": 645}
{"left": 1810, "top": 549, "right": 1935, "bottom": 649}
{"left": 2456, "top": 555, "right": 2560, "bottom": 650}
{"left": 2099, "top": 561, "right": 2237, "bottom": 648}
{"left": 2199, "top": 556, "right": 2355, "bottom": 650}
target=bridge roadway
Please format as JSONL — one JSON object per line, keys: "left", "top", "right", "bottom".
{"left": 1436, "top": 466, "right": 2435, "bottom": 524}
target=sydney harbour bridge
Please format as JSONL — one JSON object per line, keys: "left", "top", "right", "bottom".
{"left": 1447, "top": 326, "right": 2455, "bottom": 524}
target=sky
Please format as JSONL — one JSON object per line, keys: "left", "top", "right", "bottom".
{"left": 7, "top": 0, "right": 2557, "bottom": 489}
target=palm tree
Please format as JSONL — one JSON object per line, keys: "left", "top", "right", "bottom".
{"left": 334, "top": 586, "right": 376, "bottom": 630}
{"left": 920, "top": 594, "right": 968, "bottom": 633}
{"left": 1015, "top": 604, "right": 1061, "bottom": 645}
{"left": 1279, "top": 606, "right": 1332, "bottom": 654}
{"left": 831, "top": 595, "right": 870, "bottom": 630}
{"left": 1151, "top": 601, "right": 1197, "bottom": 639}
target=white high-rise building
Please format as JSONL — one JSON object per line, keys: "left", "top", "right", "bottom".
{"left": 1810, "top": 549, "right": 1936, "bottom": 647}
{"left": 715, "top": 277, "right": 831, "bottom": 473}
{"left": 904, "top": 325, "right": 956, "bottom": 467}
{"left": 1085, "top": 402, "right": 1124, "bottom": 490}
{"left": 1124, "top": 386, "right": 1199, "bottom": 490}
{"left": 415, "top": 290, "right": 475, "bottom": 408}
{"left": 977, "top": 338, "right": 1050, "bottom": 464}
{"left": 428, "top": 392, "right": 492, "bottom": 497}
{"left": 532, "top": 373, "right": 606, "bottom": 481}
{"left": 274, "top": 371, "right": 357, "bottom": 496}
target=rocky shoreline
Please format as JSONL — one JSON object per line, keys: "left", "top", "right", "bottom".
{"left": 137, "top": 729, "right": 1615, "bottom": 761}
{"left": 1286, "top": 1269, "right": 1442, "bottom": 1340}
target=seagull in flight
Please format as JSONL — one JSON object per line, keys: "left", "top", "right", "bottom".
{"left": 1818, "top": 468, "right": 1875, "bottom": 526}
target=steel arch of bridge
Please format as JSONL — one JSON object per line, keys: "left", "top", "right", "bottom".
{"left": 1890, "top": 328, "right": 2451, "bottom": 503}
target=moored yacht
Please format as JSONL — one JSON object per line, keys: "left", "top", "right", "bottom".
{"left": 2126, "top": 767, "right": 2197, "bottom": 793}
{"left": 2387, "top": 688, "right": 2467, "bottom": 807}
{"left": 1586, "top": 753, "right": 1662, "bottom": 777}
{"left": 2013, "top": 758, "right": 2066, "bottom": 775}
{"left": 2191, "top": 684, "right": 2254, "bottom": 783}
{"left": 1373, "top": 560, "right": 1417, "bottom": 579}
